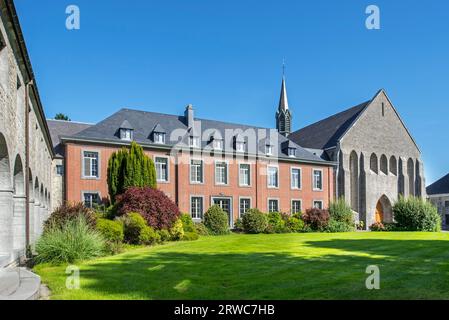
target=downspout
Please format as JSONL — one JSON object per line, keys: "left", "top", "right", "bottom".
{"left": 25, "top": 80, "right": 33, "bottom": 247}
{"left": 335, "top": 143, "right": 341, "bottom": 199}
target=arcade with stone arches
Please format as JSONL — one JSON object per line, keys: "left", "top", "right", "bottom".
{"left": 342, "top": 149, "right": 424, "bottom": 227}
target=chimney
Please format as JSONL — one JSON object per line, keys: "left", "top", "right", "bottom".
{"left": 185, "top": 104, "right": 194, "bottom": 128}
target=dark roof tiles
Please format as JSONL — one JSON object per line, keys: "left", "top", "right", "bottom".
{"left": 427, "top": 174, "right": 449, "bottom": 195}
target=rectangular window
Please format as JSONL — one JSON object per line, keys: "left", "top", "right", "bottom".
{"left": 83, "top": 151, "right": 99, "bottom": 178}
{"left": 154, "top": 132, "right": 166, "bottom": 144}
{"left": 191, "top": 197, "right": 203, "bottom": 220}
{"left": 291, "top": 168, "right": 301, "bottom": 189}
{"left": 239, "top": 164, "right": 251, "bottom": 186}
{"left": 83, "top": 193, "right": 100, "bottom": 208}
{"left": 291, "top": 200, "right": 302, "bottom": 214}
{"left": 313, "top": 200, "right": 323, "bottom": 210}
{"left": 288, "top": 148, "right": 296, "bottom": 157}
{"left": 190, "top": 159, "right": 203, "bottom": 183}
{"left": 213, "top": 139, "right": 223, "bottom": 150}
{"left": 120, "top": 129, "right": 133, "bottom": 141}
{"left": 56, "top": 165, "right": 64, "bottom": 176}
{"left": 236, "top": 142, "right": 245, "bottom": 152}
{"left": 313, "top": 169, "right": 323, "bottom": 190}
{"left": 267, "top": 166, "right": 279, "bottom": 188}
{"left": 266, "top": 145, "right": 273, "bottom": 155}
{"left": 240, "top": 198, "right": 251, "bottom": 217}
{"left": 215, "top": 161, "right": 228, "bottom": 185}
{"left": 189, "top": 136, "right": 200, "bottom": 148}
{"left": 445, "top": 201, "right": 449, "bottom": 208}
{"left": 268, "top": 199, "right": 279, "bottom": 213}
{"left": 155, "top": 157, "right": 169, "bottom": 182}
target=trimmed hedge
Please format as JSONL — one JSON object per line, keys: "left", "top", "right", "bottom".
{"left": 393, "top": 197, "right": 441, "bottom": 232}
{"left": 242, "top": 208, "right": 268, "bottom": 234}
{"left": 204, "top": 205, "right": 229, "bottom": 235}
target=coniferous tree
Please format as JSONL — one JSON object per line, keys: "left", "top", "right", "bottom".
{"left": 107, "top": 142, "right": 156, "bottom": 203}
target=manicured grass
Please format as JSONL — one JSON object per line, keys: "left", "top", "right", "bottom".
{"left": 34, "top": 232, "right": 449, "bottom": 300}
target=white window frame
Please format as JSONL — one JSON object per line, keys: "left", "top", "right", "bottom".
{"left": 291, "top": 199, "right": 302, "bottom": 214}
{"left": 120, "top": 128, "right": 133, "bottom": 141}
{"left": 82, "top": 191, "right": 101, "bottom": 208}
{"left": 154, "top": 132, "right": 166, "bottom": 144}
{"left": 189, "top": 136, "right": 200, "bottom": 148}
{"left": 215, "top": 160, "right": 229, "bottom": 185}
{"left": 239, "top": 197, "right": 252, "bottom": 218}
{"left": 213, "top": 139, "right": 224, "bottom": 150}
{"left": 313, "top": 200, "right": 324, "bottom": 210}
{"left": 238, "top": 163, "right": 251, "bottom": 187}
{"left": 154, "top": 156, "right": 170, "bottom": 183}
{"left": 82, "top": 150, "right": 100, "bottom": 179}
{"left": 312, "top": 168, "right": 324, "bottom": 191}
{"left": 267, "top": 198, "right": 280, "bottom": 213}
{"left": 266, "top": 144, "right": 273, "bottom": 156}
{"left": 190, "top": 158, "right": 204, "bottom": 184}
{"left": 267, "top": 165, "right": 279, "bottom": 189}
{"left": 56, "top": 164, "right": 64, "bottom": 176}
{"left": 190, "top": 195, "right": 204, "bottom": 221}
{"left": 288, "top": 148, "right": 296, "bottom": 157}
{"left": 290, "top": 167, "right": 302, "bottom": 190}
{"left": 236, "top": 141, "right": 245, "bottom": 153}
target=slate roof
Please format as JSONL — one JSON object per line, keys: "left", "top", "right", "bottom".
{"left": 289, "top": 101, "right": 371, "bottom": 149}
{"left": 65, "top": 108, "right": 329, "bottom": 164}
{"left": 427, "top": 174, "right": 449, "bottom": 195}
{"left": 47, "top": 119, "right": 93, "bottom": 157}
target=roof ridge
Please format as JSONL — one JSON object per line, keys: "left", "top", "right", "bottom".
{"left": 47, "top": 119, "right": 94, "bottom": 125}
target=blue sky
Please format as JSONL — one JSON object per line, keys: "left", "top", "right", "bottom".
{"left": 15, "top": 0, "right": 449, "bottom": 184}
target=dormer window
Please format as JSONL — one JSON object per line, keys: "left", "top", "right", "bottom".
{"left": 266, "top": 144, "right": 273, "bottom": 156}
{"left": 189, "top": 136, "right": 200, "bottom": 148}
{"left": 236, "top": 142, "right": 245, "bottom": 152}
{"left": 154, "top": 132, "right": 166, "bottom": 144}
{"left": 119, "top": 120, "right": 134, "bottom": 141}
{"left": 213, "top": 139, "right": 224, "bottom": 150}
{"left": 288, "top": 147, "right": 296, "bottom": 157}
{"left": 120, "top": 128, "right": 133, "bottom": 141}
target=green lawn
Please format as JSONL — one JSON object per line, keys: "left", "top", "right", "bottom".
{"left": 34, "top": 232, "right": 449, "bottom": 300}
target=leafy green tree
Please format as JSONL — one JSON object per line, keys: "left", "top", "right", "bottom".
{"left": 55, "top": 113, "right": 71, "bottom": 121}
{"left": 107, "top": 141, "right": 156, "bottom": 203}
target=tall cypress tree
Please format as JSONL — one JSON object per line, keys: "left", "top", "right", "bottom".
{"left": 107, "top": 142, "right": 157, "bottom": 203}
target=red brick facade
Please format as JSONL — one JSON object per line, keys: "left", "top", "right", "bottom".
{"left": 65, "top": 141, "right": 335, "bottom": 224}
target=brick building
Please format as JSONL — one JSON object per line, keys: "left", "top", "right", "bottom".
{"left": 51, "top": 78, "right": 335, "bottom": 226}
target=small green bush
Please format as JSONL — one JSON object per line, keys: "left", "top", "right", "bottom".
{"left": 326, "top": 219, "right": 353, "bottom": 233}
{"left": 36, "top": 216, "right": 105, "bottom": 264}
{"left": 285, "top": 215, "right": 304, "bottom": 232}
{"left": 182, "top": 232, "right": 199, "bottom": 241}
{"left": 180, "top": 213, "right": 195, "bottom": 232}
{"left": 266, "top": 212, "right": 286, "bottom": 233}
{"left": 96, "top": 218, "right": 124, "bottom": 243}
{"left": 329, "top": 198, "right": 355, "bottom": 231}
{"left": 139, "top": 226, "right": 161, "bottom": 245}
{"left": 194, "top": 222, "right": 210, "bottom": 236}
{"left": 393, "top": 197, "right": 441, "bottom": 232}
{"left": 158, "top": 229, "right": 171, "bottom": 242}
{"left": 122, "top": 212, "right": 147, "bottom": 244}
{"left": 242, "top": 208, "right": 268, "bottom": 234}
{"left": 233, "top": 218, "right": 244, "bottom": 232}
{"left": 204, "top": 205, "right": 229, "bottom": 235}
{"left": 169, "top": 219, "right": 185, "bottom": 240}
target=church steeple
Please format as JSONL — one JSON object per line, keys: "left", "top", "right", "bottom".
{"left": 276, "top": 64, "right": 292, "bottom": 136}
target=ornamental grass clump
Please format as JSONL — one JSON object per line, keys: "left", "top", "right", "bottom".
{"left": 36, "top": 216, "right": 105, "bottom": 264}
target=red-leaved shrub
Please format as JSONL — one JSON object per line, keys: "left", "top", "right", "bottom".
{"left": 302, "top": 208, "right": 330, "bottom": 231}
{"left": 115, "top": 187, "right": 180, "bottom": 230}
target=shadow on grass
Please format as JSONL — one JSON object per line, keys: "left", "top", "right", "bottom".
{"left": 61, "top": 238, "right": 449, "bottom": 300}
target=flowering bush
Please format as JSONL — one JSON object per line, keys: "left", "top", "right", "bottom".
{"left": 369, "top": 222, "right": 386, "bottom": 231}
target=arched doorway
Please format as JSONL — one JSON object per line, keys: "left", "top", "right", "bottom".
{"left": 375, "top": 195, "right": 393, "bottom": 223}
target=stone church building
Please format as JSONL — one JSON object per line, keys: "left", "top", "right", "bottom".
{"left": 288, "top": 89, "right": 426, "bottom": 227}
